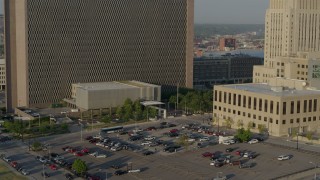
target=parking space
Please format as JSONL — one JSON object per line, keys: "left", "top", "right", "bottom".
{"left": 1, "top": 116, "right": 320, "bottom": 179}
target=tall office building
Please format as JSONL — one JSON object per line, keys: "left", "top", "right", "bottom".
{"left": 213, "top": 0, "right": 320, "bottom": 137}
{"left": 4, "top": 0, "right": 194, "bottom": 111}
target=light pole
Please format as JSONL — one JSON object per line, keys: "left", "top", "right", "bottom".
{"left": 43, "top": 163, "right": 45, "bottom": 180}
{"left": 79, "top": 122, "right": 83, "bottom": 142}
{"left": 296, "top": 132, "right": 299, "bottom": 150}
{"left": 310, "top": 161, "right": 317, "bottom": 180}
{"left": 38, "top": 114, "right": 41, "bottom": 127}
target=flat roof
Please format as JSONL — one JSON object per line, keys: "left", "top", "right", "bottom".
{"left": 219, "top": 83, "right": 320, "bottom": 97}
{"left": 74, "top": 81, "right": 159, "bottom": 91}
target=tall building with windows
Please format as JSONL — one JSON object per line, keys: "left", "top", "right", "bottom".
{"left": 213, "top": 0, "right": 320, "bottom": 137}
{"left": 4, "top": 0, "right": 194, "bottom": 111}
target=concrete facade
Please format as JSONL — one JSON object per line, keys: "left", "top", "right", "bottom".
{"left": 4, "top": 0, "right": 194, "bottom": 112}
{"left": 213, "top": 0, "right": 320, "bottom": 137}
{"left": 71, "top": 81, "right": 161, "bottom": 111}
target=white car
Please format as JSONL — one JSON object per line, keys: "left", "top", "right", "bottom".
{"left": 21, "top": 169, "right": 30, "bottom": 175}
{"left": 200, "top": 137, "right": 210, "bottom": 142}
{"left": 144, "top": 136, "right": 155, "bottom": 141}
{"left": 110, "top": 146, "right": 122, "bottom": 151}
{"left": 141, "top": 141, "right": 152, "bottom": 146}
{"left": 39, "top": 157, "right": 47, "bottom": 163}
{"left": 96, "top": 142, "right": 105, "bottom": 147}
{"left": 277, "top": 155, "right": 290, "bottom": 161}
{"left": 248, "top": 139, "right": 259, "bottom": 144}
{"left": 93, "top": 134, "right": 102, "bottom": 140}
{"left": 243, "top": 152, "right": 251, "bottom": 158}
{"left": 95, "top": 154, "right": 107, "bottom": 158}
{"left": 128, "top": 169, "right": 141, "bottom": 173}
{"left": 188, "top": 138, "right": 196, "bottom": 142}
{"left": 222, "top": 140, "right": 231, "bottom": 145}
{"left": 3, "top": 156, "right": 11, "bottom": 162}
{"left": 89, "top": 151, "right": 99, "bottom": 156}
{"left": 53, "top": 156, "right": 64, "bottom": 161}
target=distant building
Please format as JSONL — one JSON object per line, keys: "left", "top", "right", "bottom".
{"left": 65, "top": 81, "right": 161, "bottom": 111}
{"left": 193, "top": 54, "right": 263, "bottom": 90}
{"left": 0, "top": 59, "right": 5, "bottom": 90}
{"left": 219, "top": 38, "right": 236, "bottom": 51}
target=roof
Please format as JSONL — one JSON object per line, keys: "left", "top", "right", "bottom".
{"left": 74, "top": 81, "right": 159, "bottom": 91}
{"left": 219, "top": 83, "right": 320, "bottom": 97}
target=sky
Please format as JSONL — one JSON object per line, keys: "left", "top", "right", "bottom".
{"left": 0, "top": 0, "right": 269, "bottom": 24}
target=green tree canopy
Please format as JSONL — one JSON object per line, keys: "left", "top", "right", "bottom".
{"left": 235, "top": 128, "right": 252, "bottom": 142}
{"left": 72, "top": 159, "right": 88, "bottom": 176}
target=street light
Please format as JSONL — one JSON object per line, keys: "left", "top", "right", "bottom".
{"left": 38, "top": 114, "right": 41, "bottom": 127}
{"left": 309, "top": 161, "right": 317, "bottom": 180}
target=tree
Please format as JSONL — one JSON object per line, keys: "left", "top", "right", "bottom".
{"left": 237, "top": 119, "right": 244, "bottom": 128}
{"left": 116, "top": 106, "right": 124, "bottom": 119}
{"left": 306, "top": 131, "right": 313, "bottom": 142}
{"left": 31, "top": 141, "right": 42, "bottom": 151}
{"left": 177, "top": 134, "right": 190, "bottom": 150}
{"left": 247, "top": 121, "right": 254, "bottom": 130}
{"left": 101, "top": 115, "right": 112, "bottom": 123}
{"left": 258, "top": 124, "right": 267, "bottom": 134}
{"left": 224, "top": 117, "right": 234, "bottom": 129}
{"left": 123, "top": 98, "right": 133, "bottom": 121}
{"left": 72, "top": 159, "right": 88, "bottom": 176}
{"left": 133, "top": 100, "right": 143, "bottom": 121}
{"left": 235, "top": 128, "right": 252, "bottom": 142}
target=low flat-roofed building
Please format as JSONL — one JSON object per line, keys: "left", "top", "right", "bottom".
{"left": 68, "top": 81, "right": 161, "bottom": 110}
{"left": 214, "top": 83, "right": 320, "bottom": 136}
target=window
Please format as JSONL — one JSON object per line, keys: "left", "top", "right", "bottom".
{"left": 223, "top": 108, "right": 226, "bottom": 112}
{"left": 290, "top": 101, "right": 294, "bottom": 114}
{"left": 238, "top": 111, "right": 240, "bottom": 115}
{"left": 223, "top": 92, "right": 227, "bottom": 103}
{"left": 228, "top": 109, "right": 231, "bottom": 113}
{"left": 296, "top": 118, "right": 300, "bottom": 123}
{"left": 282, "top": 120, "right": 286, "bottom": 124}
{"left": 248, "top": 113, "right": 251, "bottom": 118}
{"left": 308, "top": 117, "right": 311, "bottom": 122}
{"left": 283, "top": 102, "right": 287, "bottom": 115}
{"left": 233, "top": 94, "right": 236, "bottom": 105}
{"left": 243, "top": 112, "right": 246, "bottom": 116}
{"left": 233, "top": 110, "right": 236, "bottom": 114}
{"left": 314, "top": 99, "right": 317, "bottom": 112}
{"left": 276, "top": 120, "right": 279, "bottom": 124}
{"left": 228, "top": 93, "right": 231, "bottom": 104}
{"left": 214, "top": 106, "right": 217, "bottom": 110}
{"left": 297, "top": 101, "right": 300, "bottom": 113}
{"left": 263, "top": 100, "right": 268, "bottom": 112}
{"left": 270, "top": 101, "right": 274, "bottom": 113}
{"left": 253, "top": 114, "right": 256, "bottom": 119}
{"left": 243, "top": 96, "right": 246, "bottom": 108}
{"left": 238, "top": 95, "right": 241, "bottom": 106}
{"left": 303, "top": 118, "right": 306, "bottom": 122}
{"left": 303, "top": 100, "right": 307, "bottom": 113}
{"left": 219, "top": 91, "right": 222, "bottom": 102}
{"left": 258, "top": 116, "right": 261, "bottom": 120}
{"left": 219, "top": 106, "right": 221, "bottom": 110}
{"left": 253, "top": 98, "right": 257, "bottom": 110}
{"left": 290, "top": 119, "right": 293, "bottom": 123}
{"left": 276, "top": 102, "right": 279, "bottom": 115}
{"left": 264, "top": 117, "right": 267, "bottom": 122}
{"left": 248, "top": 97, "right": 252, "bottom": 108}
{"left": 259, "top": 98, "right": 262, "bottom": 111}
{"left": 313, "top": 116, "right": 316, "bottom": 121}
{"left": 309, "top": 100, "right": 312, "bottom": 112}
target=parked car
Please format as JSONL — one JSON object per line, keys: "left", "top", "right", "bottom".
{"left": 49, "top": 164, "right": 57, "bottom": 170}
{"left": 85, "top": 136, "right": 93, "bottom": 140}
{"left": 199, "top": 137, "right": 210, "bottom": 141}
{"left": 111, "top": 165, "right": 120, "bottom": 169}
{"left": 74, "top": 152, "right": 84, "bottom": 157}
{"left": 3, "top": 156, "right": 11, "bottom": 162}
{"left": 239, "top": 163, "right": 253, "bottom": 168}
{"left": 225, "top": 148, "right": 234, "bottom": 152}
{"left": 229, "top": 160, "right": 241, "bottom": 166}
{"left": 143, "top": 151, "right": 154, "bottom": 156}
{"left": 10, "top": 161, "right": 18, "bottom": 168}
{"left": 68, "top": 148, "right": 76, "bottom": 153}
{"left": 110, "top": 146, "right": 122, "bottom": 152}
{"left": 202, "top": 152, "right": 214, "bottom": 158}
{"left": 89, "top": 151, "right": 99, "bottom": 157}
{"left": 41, "top": 172, "right": 50, "bottom": 177}
{"left": 248, "top": 139, "right": 259, "bottom": 144}
{"left": 144, "top": 136, "right": 156, "bottom": 141}
{"left": 81, "top": 148, "right": 90, "bottom": 154}
{"left": 62, "top": 146, "right": 71, "bottom": 151}
{"left": 21, "top": 169, "right": 30, "bottom": 175}
{"left": 128, "top": 169, "right": 141, "bottom": 173}
{"left": 277, "top": 155, "right": 291, "bottom": 161}
{"left": 95, "top": 154, "right": 107, "bottom": 158}
{"left": 114, "top": 170, "right": 127, "bottom": 176}
{"left": 145, "top": 126, "right": 157, "bottom": 131}
{"left": 65, "top": 173, "right": 73, "bottom": 180}
{"left": 141, "top": 141, "right": 152, "bottom": 146}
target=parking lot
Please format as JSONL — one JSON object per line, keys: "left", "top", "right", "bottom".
{"left": 1, "top": 115, "right": 320, "bottom": 180}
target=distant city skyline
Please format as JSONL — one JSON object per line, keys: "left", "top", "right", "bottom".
{"left": 0, "top": 0, "right": 269, "bottom": 24}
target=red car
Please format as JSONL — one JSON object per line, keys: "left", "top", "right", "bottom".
{"left": 81, "top": 148, "right": 90, "bottom": 154}
{"left": 10, "top": 161, "right": 18, "bottom": 168}
{"left": 145, "top": 126, "right": 156, "bottom": 131}
{"left": 74, "top": 152, "right": 84, "bottom": 156}
{"left": 205, "top": 131, "right": 214, "bottom": 135}
{"left": 68, "top": 148, "right": 76, "bottom": 153}
{"left": 170, "top": 129, "right": 179, "bottom": 133}
{"left": 89, "top": 139, "right": 98, "bottom": 144}
{"left": 202, "top": 152, "right": 214, "bottom": 158}
{"left": 235, "top": 150, "right": 244, "bottom": 156}
{"left": 49, "top": 164, "right": 57, "bottom": 170}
